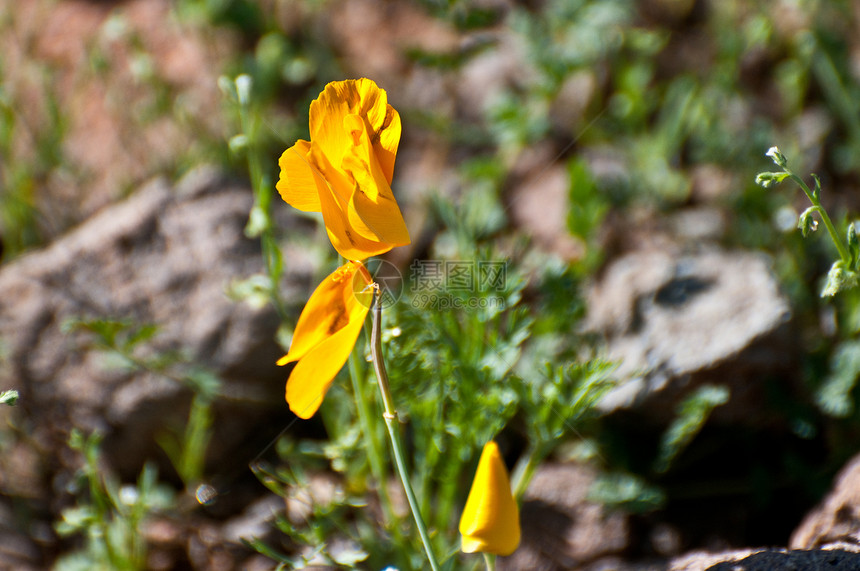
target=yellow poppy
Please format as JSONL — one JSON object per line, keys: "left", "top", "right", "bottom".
{"left": 277, "top": 261, "right": 374, "bottom": 419}
{"left": 277, "top": 79, "right": 411, "bottom": 260}
{"left": 459, "top": 441, "right": 521, "bottom": 556}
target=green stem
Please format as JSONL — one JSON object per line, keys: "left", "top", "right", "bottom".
{"left": 483, "top": 553, "right": 496, "bottom": 571}
{"left": 347, "top": 346, "right": 403, "bottom": 546}
{"left": 236, "top": 82, "right": 286, "bottom": 321}
{"left": 370, "top": 289, "right": 441, "bottom": 571}
{"left": 788, "top": 172, "right": 852, "bottom": 265}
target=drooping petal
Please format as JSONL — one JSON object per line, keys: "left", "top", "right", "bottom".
{"left": 284, "top": 313, "right": 365, "bottom": 419}
{"left": 459, "top": 441, "right": 521, "bottom": 556}
{"left": 279, "top": 262, "right": 373, "bottom": 419}
{"left": 277, "top": 263, "right": 358, "bottom": 366}
{"left": 276, "top": 140, "right": 322, "bottom": 212}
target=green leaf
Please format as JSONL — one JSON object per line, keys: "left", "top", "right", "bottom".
{"left": 816, "top": 340, "right": 860, "bottom": 417}
{"left": 848, "top": 222, "right": 859, "bottom": 270}
{"left": 0, "top": 389, "right": 18, "bottom": 406}
{"left": 754, "top": 171, "right": 789, "bottom": 188}
{"left": 588, "top": 472, "right": 665, "bottom": 513}
{"left": 654, "top": 384, "right": 729, "bottom": 473}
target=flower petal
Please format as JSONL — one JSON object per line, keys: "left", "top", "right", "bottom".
{"left": 303, "top": 148, "right": 394, "bottom": 259}
{"left": 341, "top": 114, "right": 410, "bottom": 247}
{"left": 280, "top": 262, "right": 373, "bottom": 419}
{"left": 276, "top": 140, "right": 322, "bottom": 212}
{"left": 285, "top": 312, "right": 365, "bottom": 419}
{"left": 459, "top": 441, "right": 521, "bottom": 556}
{"left": 374, "top": 104, "right": 401, "bottom": 185}
{"left": 282, "top": 78, "right": 407, "bottom": 260}
{"left": 310, "top": 79, "right": 390, "bottom": 179}
{"left": 278, "top": 262, "right": 366, "bottom": 365}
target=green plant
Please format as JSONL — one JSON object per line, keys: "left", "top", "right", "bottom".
{"left": 62, "top": 318, "right": 220, "bottom": 491}
{"left": 757, "top": 146, "right": 860, "bottom": 296}
{"left": 54, "top": 430, "right": 174, "bottom": 571}
{"left": 0, "top": 389, "right": 17, "bottom": 406}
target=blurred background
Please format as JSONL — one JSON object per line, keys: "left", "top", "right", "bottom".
{"left": 3, "top": 0, "right": 860, "bottom": 569}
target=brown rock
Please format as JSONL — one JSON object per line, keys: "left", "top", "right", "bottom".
{"left": 0, "top": 167, "right": 302, "bottom": 492}
{"left": 500, "top": 463, "right": 629, "bottom": 570}
{"left": 508, "top": 161, "right": 585, "bottom": 261}
{"left": 791, "top": 453, "right": 860, "bottom": 551}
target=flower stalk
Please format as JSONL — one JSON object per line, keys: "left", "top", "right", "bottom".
{"left": 757, "top": 146, "right": 860, "bottom": 295}
{"left": 790, "top": 175, "right": 851, "bottom": 266}
{"left": 346, "top": 347, "right": 403, "bottom": 546}
{"left": 370, "top": 287, "right": 441, "bottom": 571}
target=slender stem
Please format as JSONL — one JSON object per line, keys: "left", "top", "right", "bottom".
{"left": 788, "top": 172, "right": 852, "bottom": 265}
{"left": 370, "top": 289, "right": 441, "bottom": 571}
{"left": 347, "top": 347, "right": 403, "bottom": 546}
{"left": 483, "top": 553, "right": 496, "bottom": 571}
{"left": 236, "top": 84, "right": 286, "bottom": 320}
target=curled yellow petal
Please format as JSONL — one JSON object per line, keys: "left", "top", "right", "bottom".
{"left": 278, "top": 262, "right": 373, "bottom": 419}
{"left": 459, "top": 441, "right": 521, "bottom": 556}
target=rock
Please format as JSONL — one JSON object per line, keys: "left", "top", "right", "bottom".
{"left": 0, "top": 167, "right": 306, "bottom": 493}
{"left": 585, "top": 248, "right": 793, "bottom": 422}
{"left": 499, "top": 463, "right": 629, "bottom": 570}
{"left": 670, "top": 548, "right": 860, "bottom": 571}
{"left": 791, "top": 453, "right": 860, "bottom": 551}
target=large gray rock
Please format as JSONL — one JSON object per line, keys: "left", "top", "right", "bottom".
{"left": 585, "top": 248, "right": 794, "bottom": 422}
{"left": 0, "top": 167, "right": 306, "bottom": 494}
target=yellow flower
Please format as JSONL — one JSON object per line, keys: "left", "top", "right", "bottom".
{"left": 277, "top": 79, "right": 411, "bottom": 260}
{"left": 277, "top": 261, "right": 374, "bottom": 419}
{"left": 459, "top": 441, "right": 521, "bottom": 556}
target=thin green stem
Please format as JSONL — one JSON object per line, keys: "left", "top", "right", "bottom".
{"left": 483, "top": 553, "right": 496, "bottom": 571}
{"left": 236, "top": 79, "right": 286, "bottom": 321}
{"left": 788, "top": 172, "right": 852, "bottom": 265}
{"left": 370, "top": 289, "right": 441, "bottom": 571}
{"left": 347, "top": 346, "right": 403, "bottom": 545}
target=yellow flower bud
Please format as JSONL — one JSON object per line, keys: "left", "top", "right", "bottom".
{"left": 459, "top": 441, "right": 521, "bottom": 556}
